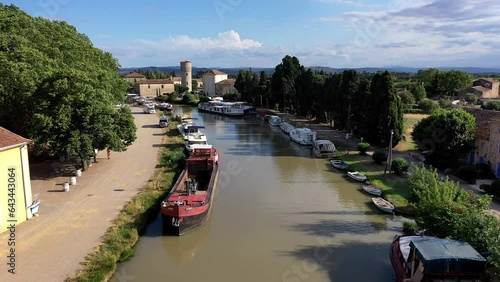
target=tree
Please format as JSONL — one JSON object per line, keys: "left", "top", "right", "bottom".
{"left": 482, "top": 100, "right": 500, "bottom": 111}
{"left": 192, "top": 79, "right": 198, "bottom": 91}
{"left": 0, "top": 4, "right": 136, "bottom": 169}
{"left": 464, "top": 93, "right": 478, "bottom": 104}
{"left": 410, "top": 83, "right": 426, "bottom": 102}
{"left": 271, "top": 55, "right": 303, "bottom": 112}
{"left": 174, "top": 84, "right": 189, "bottom": 94}
{"left": 437, "top": 70, "right": 474, "bottom": 98}
{"left": 412, "top": 108, "right": 476, "bottom": 164}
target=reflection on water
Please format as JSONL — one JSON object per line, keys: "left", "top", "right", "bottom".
{"left": 113, "top": 107, "right": 406, "bottom": 282}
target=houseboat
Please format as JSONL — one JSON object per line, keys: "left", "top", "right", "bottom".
{"left": 289, "top": 128, "right": 316, "bottom": 145}
{"left": 161, "top": 144, "right": 220, "bottom": 236}
{"left": 198, "top": 101, "right": 245, "bottom": 116}
{"left": 312, "top": 140, "right": 336, "bottom": 158}
{"left": 185, "top": 130, "right": 209, "bottom": 152}
{"left": 390, "top": 235, "right": 487, "bottom": 282}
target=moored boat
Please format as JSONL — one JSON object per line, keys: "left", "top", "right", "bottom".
{"left": 312, "top": 140, "right": 336, "bottom": 158}
{"left": 289, "top": 128, "right": 316, "bottom": 146}
{"left": 175, "top": 113, "right": 191, "bottom": 122}
{"left": 362, "top": 184, "right": 382, "bottom": 196}
{"left": 184, "top": 129, "right": 208, "bottom": 152}
{"left": 330, "top": 159, "right": 349, "bottom": 170}
{"left": 279, "top": 122, "right": 295, "bottom": 134}
{"left": 177, "top": 118, "right": 199, "bottom": 137}
{"left": 268, "top": 115, "right": 282, "bottom": 126}
{"left": 161, "top": 144, "right": 220, "bottom": 236}
{"left": 390, "top": 235, "right": 487, "bottom": 282}
{"left": 371, "top": 197, "right": 394, "bottom": 213}
{"left": 198, "top": 101, "right": 245, "bottom": 116}
{"left": 347, "top": 171, "right": 367, "bottom": 182}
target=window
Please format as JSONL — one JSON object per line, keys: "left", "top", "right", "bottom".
{"left": 161, "top": 85, "right": 164, "bottom": 89}
{"left": 148, "top": 85, "right": 150, "bottom": 89}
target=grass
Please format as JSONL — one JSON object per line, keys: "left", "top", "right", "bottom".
{"left": 65, "top": 122, "right": 186, "bottom": 282}
{"left": 340, "top": 152, "right": 415, "bottom": 215}
{"left": 394, "top": 113, "right": 429, "bottom": 152}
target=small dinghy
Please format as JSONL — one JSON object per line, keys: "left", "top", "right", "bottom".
{"left": 330, "top": 159, "right": 349, "bottom": 170}
{"left": 362, "top": 184, "right": 382, "bottom": 196}
{"left": 347, "top": 171, "right": 367, "bottom": 182}
{"left": 372, "top": 197, "right": 394, "bottom": 214}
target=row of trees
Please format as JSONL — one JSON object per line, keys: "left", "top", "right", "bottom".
{"left": 234, "top": 55, "right": 404, "bottom": 147}
{"left": 0, "top": 4, "right": 136, "bottom": 168}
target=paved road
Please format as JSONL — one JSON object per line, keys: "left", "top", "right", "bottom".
{"left": 0, "top": 107, "right": 163, "bottom": 282}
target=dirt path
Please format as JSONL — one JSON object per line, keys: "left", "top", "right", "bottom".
{"left": 0, "top": 107, "right": 163, "bottom": 282}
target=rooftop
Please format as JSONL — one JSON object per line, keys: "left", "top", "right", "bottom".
{"left": 204, "top": 69, "right": 228, "bottom": 76}
{"left": 463, "top": 107, "right": 500, "bottom": 141}
{"left": 138, "top": 79, "right": 174, "bottom": 85}
{"left": 124, "top": 72, "right": 145, "bottom": 78}
{"left": 0, "top": 127, "right": 30, "bottom": 152}
{"left": 215, "top": 78, "right": 236, "bottom": 85}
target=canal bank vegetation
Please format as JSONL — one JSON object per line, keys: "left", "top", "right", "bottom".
{"left": 65, "top": 122, "right": 186, "bottom": 282}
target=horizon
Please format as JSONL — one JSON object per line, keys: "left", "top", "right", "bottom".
{"left": 4, "top": 0, "right": 500, "bottom": 69}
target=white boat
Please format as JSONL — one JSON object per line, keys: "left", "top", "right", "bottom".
{"left": 289, "top": 128, "right": 316, "bottom": 146}
{"left": 177, "top": 118, "right": 199, "bottom": 136}
{"left": 362, "top": 184, "right": 382, "bottom": 196}
{"left": 330, "top": 159, "right": 349, "bottom": 170}
{"left": 371, "top": 197, "right": 394, "bottom": 214}
{"left": 279, "top": 122, "right": 295, "bottom": 134}
{"left": 268, "top": 115, "right": 282, "bottom": 126}
{"left": 312, "top": 140, "right": 336, "bottom": 158}
{"left": 185, "top": 132, "right": 209, "bottom": 152}
{"left": 198, "top": 101, "right": 245, "bottom": 116}
{"left": 347, "top": 171, "right": 367, "bottom": 182}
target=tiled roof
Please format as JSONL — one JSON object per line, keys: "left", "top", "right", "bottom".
{"left": 138, "top": 79, "right": 174, "bottom": 85}
{"left": 0, "top": 127, "right": 30, "bottom": 151}
{"left": 216, "top": 79, "right": 236, "bottom": 85}
{"left": 471, "top": 86, "right": 492, "bottom": 93}
{"left": 463, "top": 107, "right": 500, "bottom": 141}
{"left": 171, "top": 77, "right": 182, "bottom": 81}
{"left": 204, "top": 69, "right": 227, "bottom": 75}
{"left": 478, "top": 78, "right": 499, "bottom": 83}
{"left": 124, "top": 72, "right": 146, "bottom": 78}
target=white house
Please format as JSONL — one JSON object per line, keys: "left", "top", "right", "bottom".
{"left": 202, "top": 70, "right": 228, "bottom": 96}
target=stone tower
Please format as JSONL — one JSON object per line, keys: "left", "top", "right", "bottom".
{"left": 180, "top": 60, "right": 192, "bottom": 92}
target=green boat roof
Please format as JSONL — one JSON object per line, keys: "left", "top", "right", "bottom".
{"left": 410, "top": 237, "right": 486, "bottom": 274}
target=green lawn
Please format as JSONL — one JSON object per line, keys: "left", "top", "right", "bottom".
{"left": 340, "top": 152, "right": 415, "bottom": 215}
{"left": 395, "top": 114, "right": 429, "bottom": 152}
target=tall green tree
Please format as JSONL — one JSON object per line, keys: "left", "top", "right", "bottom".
{"left": 0, "top": 4, "right": 136, "bottom": 168}
{"left": 271, "top": 55, "right": 303, "bottom": 112}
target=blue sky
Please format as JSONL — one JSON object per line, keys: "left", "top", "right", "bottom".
{"left": 4, "top": 0, "right": 500, "bottom": 68}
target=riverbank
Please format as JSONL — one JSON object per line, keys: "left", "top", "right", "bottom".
{"left": 66, "top": 122, "right": 185, "bottom": 281}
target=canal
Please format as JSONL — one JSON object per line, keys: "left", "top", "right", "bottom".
{"left": 111, "top": 106, "right": 406, "bottom": 282}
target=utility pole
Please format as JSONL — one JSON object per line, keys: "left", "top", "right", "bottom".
{"left": 384, "top": 130, "right": 394, "bottom": 175}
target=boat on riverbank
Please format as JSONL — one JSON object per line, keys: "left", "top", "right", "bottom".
{"left": 198, "top": 101, "right": 245, "bottom": 116}
{"left": 347, "top": 171, "right": 367, "bottom": 182}
{"left": 330, "top": 159, "right": 349, "bottom": 170}
{"left": 268, "top": 115, "right": 282, "bottom": 126}
{"left": 161, "top": 144, "right": 219, "bottom": 236}
{"left": 185, "top": 128, "right": 208, "bottom": 152}
{"left": 279, "top": 122, "right": 295, "bottom": 134}
{"left": 390, "top": 235, "right": 487, "bottom": 282}
{"left": 177, "top": 118, "right": 199, "bottom": 137}
{"left": 362, "top": 184, "right": 382, "bottom": 196}
{"left": 371, "top": 197, "right": 394, "bottom": 213}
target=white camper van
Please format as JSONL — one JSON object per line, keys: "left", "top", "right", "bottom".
{"left": 143, "top": 104, "right": 156, "bottom": 114}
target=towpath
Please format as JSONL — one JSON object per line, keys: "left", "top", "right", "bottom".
{"left": 0, "top": 107, "right": 163, "bottom": 282}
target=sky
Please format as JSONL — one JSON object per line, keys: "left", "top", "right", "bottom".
{"left": 3, "top": 0, "right": 500, "bottom": 69}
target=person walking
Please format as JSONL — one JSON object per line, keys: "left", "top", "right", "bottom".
{"left": 107, "top": 149, "right": 111, "bottom": 159}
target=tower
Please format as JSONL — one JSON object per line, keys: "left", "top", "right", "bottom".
{"left": 180, "top": 60, "right": 192, "bottom": 92}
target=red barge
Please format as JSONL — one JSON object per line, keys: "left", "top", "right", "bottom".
{"left": 161, "top": 144, "right": 219, "bottom": 236}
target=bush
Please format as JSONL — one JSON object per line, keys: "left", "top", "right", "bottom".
{"left": 182, "top": 94, "right": 196, "bottom": 104}
{"left": 457, "top": 165, "right": 478, "bottom": 183}
{"left": 480, "top": 179, "right": 500, "bottom": 197}
{"left": 199, "top": 95, "right": 211, "bottom": 102}
{"left": 167, "top": 92, "right": 178, "bottom": 102}
{"left": 402, "top": 221, "right": 420, "bottom": 235}
{"left": 222, "top": 94, "right": 238, "bottom": 101}
{"left": 391, "top": 158, "right": 409, "bottom": 176}
{"left": 418, "top": 98, "right": 439, "bottom": 114}
{"left": 372, "top": 150, "right": 387, "bottom": 164}
{"left": 438, "top": 98, "right": 452, "bottom": 109}
{"left": 357, "top": 142, "right": 370, "bottom": 155}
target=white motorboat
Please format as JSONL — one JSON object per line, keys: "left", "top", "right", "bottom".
{"left": 312, "top": 140, "right": 336, "bottom": 158}
{"left": 177, "top": 118, "right": 199, "bottom": 137}
{"left": 362, "top": 184, "right": 382, "bottom": 196}
{"left": 347, "top": 171, "right": 367, "bottom": 182}
{"left": 279, "top": 122, "right": 295, "bottom": 134}
{"left": 268, "top": 115, "right": 282, "bottom": 126}
{"left": 185, "top": 132, "right": 209, "bottom": 152}
{"left": 371, "top": 197, "right": 394, "bottom": 214}
{"left": 289, "top": 128, "right": 316, "bottom": 146}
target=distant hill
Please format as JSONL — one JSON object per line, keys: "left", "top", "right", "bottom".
{"left": 119, "top": 66, "right": 500, "bottom": 76}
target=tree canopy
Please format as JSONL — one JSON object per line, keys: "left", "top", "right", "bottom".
{"left": 0, "top": 4, "right": 136, "bottom": 166}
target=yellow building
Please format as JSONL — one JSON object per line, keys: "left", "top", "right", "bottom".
{"left": 0, "top": 127, "right": 34, "bottom": 234}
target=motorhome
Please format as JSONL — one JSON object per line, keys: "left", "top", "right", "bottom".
{"left": 143, "top": 104, "right": 156, "bottom": 114}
